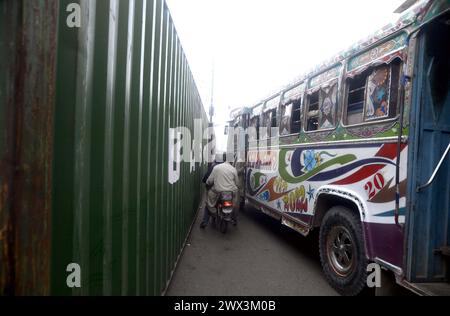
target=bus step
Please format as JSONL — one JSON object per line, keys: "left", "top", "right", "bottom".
{"left": 401, "top": 281, "right": 450, "bottom": 296}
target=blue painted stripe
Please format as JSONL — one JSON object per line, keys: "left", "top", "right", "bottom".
{"left": 374, "top": 208, "right": 406, "bottom": 217}
{"left": 308, "top": 157, "right": 395, "bottom": 182}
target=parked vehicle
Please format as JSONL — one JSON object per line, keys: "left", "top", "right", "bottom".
{"left": 226, "top": 0, "right": 450, "bottom": 296}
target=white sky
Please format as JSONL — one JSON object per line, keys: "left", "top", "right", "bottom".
{"left": 166, "top": 0, "right": 406, "bottom": 150}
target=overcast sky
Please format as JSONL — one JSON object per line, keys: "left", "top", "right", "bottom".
{"left": 166, "top": 0, "right": 406, "bottom": 150}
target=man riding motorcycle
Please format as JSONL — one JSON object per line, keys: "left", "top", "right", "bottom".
{"left": 200, "top": 152, "right": 240, "bottom": 229}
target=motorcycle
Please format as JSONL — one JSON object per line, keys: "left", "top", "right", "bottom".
{"left": 211, "top": 191, "right": 234, "bottom": 234}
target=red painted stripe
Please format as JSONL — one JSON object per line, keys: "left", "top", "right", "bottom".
{"left": 332, "top": 144, "right": 407, "bottom": 185}
{"left": 332, "top": 164, "right": 385, "bottom": 185}
{"left": 376, "top": 143, "right": 406, "bottom": 159}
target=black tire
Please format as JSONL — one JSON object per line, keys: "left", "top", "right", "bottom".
{"left": 220, "top": 219, "right": 228, "bottom": 234}
{"left": 319, "top": 206, "right": 368, "bottom": 296}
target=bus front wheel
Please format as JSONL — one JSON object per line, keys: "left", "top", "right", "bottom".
{"left": 319, "top": 206, "right": 367, "bottom": 296}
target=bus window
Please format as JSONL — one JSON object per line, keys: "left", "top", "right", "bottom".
{"left": 346, "top": 74, "right": 366, "bottom": 125}
{"left": 318, "top": 84, "right": 338, "bottom": 129}
{"left": 261, "top": 109, "right": 277, "bottom": 139}
{"left": 291, "top": 100, "right": 302, "bottom": 134}
{"left": 306, "top": 92, "right": 320, "bottom": 131}
{"left": 387, "top": 61, "right": 401, "bottom": 119}
{"left": 280, "top": 99, "right": 302, "bottom": 136}
{"left": 306, "top": 83, "right": 338, "bottom": 132}
{"left": 365, "top": 65, "right": 391, "bottom": 120}
{"left": 345, "top": 61, "right": 401, "bottom": 125}
{"left": 271, "top": 109, "right": 277, "bottom": 129}
{"left": 280, "top": 104, "right": 292, "bottom": 135}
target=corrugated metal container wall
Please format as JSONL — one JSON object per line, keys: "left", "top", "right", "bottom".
{"left": 0, "top": 0, "right": 208, "bottom": 295}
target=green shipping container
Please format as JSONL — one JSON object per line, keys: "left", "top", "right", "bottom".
{"left": 0, "top": 0, "right": 209, "bottom": 295}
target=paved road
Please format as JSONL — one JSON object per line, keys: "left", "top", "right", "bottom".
{"left": 166, "top": 200, "right": 339, "bottom": 296}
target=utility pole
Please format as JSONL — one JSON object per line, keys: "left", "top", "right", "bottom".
{"left": 209, "top": 58, "right": 215, "bottom": 125}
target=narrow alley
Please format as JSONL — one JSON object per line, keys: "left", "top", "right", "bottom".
{"left": 166, "top": 199, "right": 338, "bottom": 296}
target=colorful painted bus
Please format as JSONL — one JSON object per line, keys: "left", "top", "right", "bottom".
{"left": 226, "top": 0, "right": 449, "bottom": 295}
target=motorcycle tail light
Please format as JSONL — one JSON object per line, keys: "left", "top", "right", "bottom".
{"left": 223, "top": 201, "right": 233, "bottom": 208}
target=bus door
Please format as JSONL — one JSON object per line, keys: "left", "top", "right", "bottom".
{"left": 405, "top": 13, "right": 450, "bottom": 289}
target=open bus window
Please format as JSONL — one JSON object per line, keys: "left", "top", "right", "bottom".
{"left": 280, "top": 98, "right": 302, "bottom": 135}
{"left": 291, "top": 100, "right": 302, "bottom": 134}
{"left": 387, "top": 62, "right": 400, "bottom": 119}
{"left": 271, "top": 109, "right": 277, "bottom": 129}
{"left": 306, "top": 92, "right": 320, "bottom": 131}
{"left": 346, "top": 74, "right": 366, "bottom": 125}
{"left": 306, "top": 84, "right": 337, "bottom": 132}
{"left": 280, "top": 104, "right": 292, "bottom": 135}
{"left": 345, "top": 61, "right": 401, "bottom": 125}
{"left": 261, "top": 109, "right": 277, "bottom": 139}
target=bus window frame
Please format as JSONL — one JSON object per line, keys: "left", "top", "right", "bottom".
{"left": 260, "top": 95, "right": 282, "bottom": 141}
{"left": 260, "top": 108, "right": 278, "bottom": 141}
{"left": 248, "top": 103, "right": 264, "bottom": 145}
{"left": 304, "top": 80, "right": 340, "bottom": 135}
{"left": 279, "top": 97, "right": 303, "bottom": 137}
{"left": 305, "top": 90, "right": 321, "bottom": 132}
{"left": 290, "top": 98, "right": 303, "bottom": 135}
{"left": 278, "top": 82, "right": 306, "bottom": 138}
{"left": 341, "top": 60, "right": 404, "bottom": 129}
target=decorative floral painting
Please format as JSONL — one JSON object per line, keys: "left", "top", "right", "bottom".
{"left": 365, "top": 66, "right": 390, "bottom": 120}
{"left": 319, "top": 84, "right": 338, "bottom": 129}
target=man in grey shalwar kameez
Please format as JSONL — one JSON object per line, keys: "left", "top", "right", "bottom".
{"left": 200, "top": 153, "right": 240, "bottom": 228}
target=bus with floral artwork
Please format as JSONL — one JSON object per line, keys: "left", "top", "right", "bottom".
{"left": 227, "top": 0, "right": 449, "bottom": 295}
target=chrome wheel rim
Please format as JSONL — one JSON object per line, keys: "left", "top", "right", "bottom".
{"left": 326, "top": 226, "right": 355, "bottom": 277}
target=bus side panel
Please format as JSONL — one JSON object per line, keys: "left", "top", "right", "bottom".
{"left": 247, "top": 141, "right": 408, "bottom": 268}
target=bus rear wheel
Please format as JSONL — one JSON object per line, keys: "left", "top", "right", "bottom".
{"left": 319, "top": 206, "right": 367, "bottom": 296}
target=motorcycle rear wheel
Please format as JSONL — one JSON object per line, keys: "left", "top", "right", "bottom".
{"left": 220, "top": 219, "right": 228, "bottom": 234}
